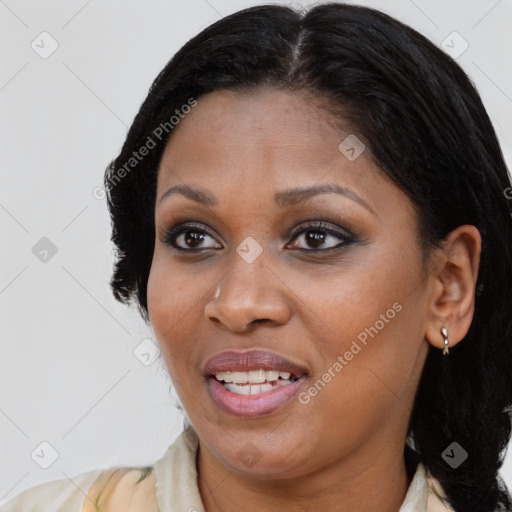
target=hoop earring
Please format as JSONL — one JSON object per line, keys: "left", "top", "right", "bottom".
{"left": 441, "top": 327, "right": 449, "bottom": 355}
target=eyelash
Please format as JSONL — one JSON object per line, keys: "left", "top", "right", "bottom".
{"left": 160, "top": 219, "right": 357, "bottom": 253}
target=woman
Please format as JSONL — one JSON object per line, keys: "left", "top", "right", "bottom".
{"left": 3, "top": 2, "right": 511, "bottom": 511}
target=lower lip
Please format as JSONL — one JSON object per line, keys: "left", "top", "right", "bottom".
{"left": 206, "top": 375, "right": 307, "bottom": 418}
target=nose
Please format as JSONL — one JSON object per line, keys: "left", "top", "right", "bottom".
{"left": 204, "top": 254, "right": 292, "bottom": 332}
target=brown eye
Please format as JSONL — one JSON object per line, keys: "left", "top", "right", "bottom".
{"left": 181, "top": 230, "right": 208, "bottom": 248}
{"left": 288, "top": 221, "right": 354, "bottom": 251}
{"left": 162, "top": 223, "right": 222, "bottom": 251}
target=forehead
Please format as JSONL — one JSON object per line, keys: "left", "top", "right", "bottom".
{"left": 157, "top": 88, "right": 380, "bottom": 197}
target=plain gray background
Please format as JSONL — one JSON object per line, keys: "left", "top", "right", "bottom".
{"left": 1, "top": 0, "right": 511, "bottom": 504}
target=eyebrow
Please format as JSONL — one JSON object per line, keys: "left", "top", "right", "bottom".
{"left": 158, "top": 184, "right": 375, "bottom": 215}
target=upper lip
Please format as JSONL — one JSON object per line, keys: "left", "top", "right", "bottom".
{"left": 203, "top": 349, "right": 309, "bottom": 377}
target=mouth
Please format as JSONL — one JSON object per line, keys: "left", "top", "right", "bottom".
{"left": 203, "top": 349, "right": 309, "bottom": 417}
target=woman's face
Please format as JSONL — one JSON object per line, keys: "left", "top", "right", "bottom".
{"left": 147, "top": 88, "right": 432, "bottom": 478}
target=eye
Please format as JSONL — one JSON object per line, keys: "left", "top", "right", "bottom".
{"left": 161, "top": 222, "right": 222, "bottom": 251}
{"left": 160, "top": 219, "right": 356, "bottom": 253}
{"left": 287, "top": 221, "right": 355, "bottom": 251}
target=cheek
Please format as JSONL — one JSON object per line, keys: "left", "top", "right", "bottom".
{"left": 301, "top": 244, "right": 427, "bottom": 409}
{"left": 301, "top": 245, "right": 417, "bottom": 353}
{"left": 146, "top": 256, "right": 197, "bottom": 360}
{"left": 147, "top": 252, "right": 205, "bottom": 322}
{"left": 146, "top": 253, "right": 219, "bottom": 364}
{"left": 147, "top": 256, "right": 180, "bottom": 331}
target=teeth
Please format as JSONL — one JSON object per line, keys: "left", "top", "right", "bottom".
{"left": 214, "top": 369, "right": 301, "bottom": 395}
{"left": 232, "top": 372, "right": 248, "bottom": 384}
{"left": 266, "top": 370, "right": 280, "bottom": 381}
{"left": 223, "top": 380, "right": 294, "bottom": 396}
{"left": 248, "top": 369, "right": 266, "bottom": 383}
{"left": 215, "top": 369, "right": 294, "bottom": 384}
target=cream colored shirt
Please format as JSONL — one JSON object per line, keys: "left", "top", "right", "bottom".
{"left": 1, "top": 426, "right": 454, "bottom": 512}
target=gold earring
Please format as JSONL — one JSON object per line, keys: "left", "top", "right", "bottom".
{"left": 441, "top": 327, "right": 449, "bottom": 355}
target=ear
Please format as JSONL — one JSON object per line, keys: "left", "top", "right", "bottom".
{"left": 425, "top": 225, "right": 481, "bottom": 351}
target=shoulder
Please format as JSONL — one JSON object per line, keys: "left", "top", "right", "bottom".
{"left": 0, "top": 428, "right": 199, "bottom": 512}
{"left": 0, "top": 468, "right": 103, "bottom": 512}
{"left": 83, "top": 465, "right": 159, "bottom": 511}
{"left": 426, "top": 473, "right": 455, "bottom": 512}
{"left": 0, "top": 466, "right": 159, "bottom": 512}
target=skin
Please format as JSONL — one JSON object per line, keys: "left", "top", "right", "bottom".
{"left": 147, "top": 88, "right": 481, "bottom": 512}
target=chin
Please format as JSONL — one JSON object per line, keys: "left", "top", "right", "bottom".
{"left": 203, "top": 423, "right": 318, "bottom": 478}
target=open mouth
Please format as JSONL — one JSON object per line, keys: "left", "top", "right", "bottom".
{"left": 214, "top": 369, "right": 301, "bottom": 395}
{"left": 204, "top": 349, "right": 309, "bottom": 416}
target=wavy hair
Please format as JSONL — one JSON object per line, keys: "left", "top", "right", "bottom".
{"left": 104, "top": 3, "right": 512, "bottom": 510}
